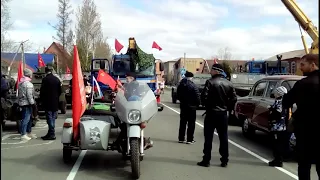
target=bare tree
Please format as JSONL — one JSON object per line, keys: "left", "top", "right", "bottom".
{"left": 216, "top": 47, "right": 232, "bottom": 60}
{"left": 94, "top": 37, "right": 112, "bottom": 59}
{"left": 1, "top": 0, "right": 14, "bottom": 52}
{"left": 50, "top": 0, "right": 73, "bottom": 50}
{"left": 75, "top": 0, "right": 103, "bottom": 71}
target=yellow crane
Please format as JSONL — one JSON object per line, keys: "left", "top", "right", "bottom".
{"left": 281, "top": 0, "right": 318, "bottom": 75}
{"left": 281, "top": 0, "right": 319, "bottom": 54}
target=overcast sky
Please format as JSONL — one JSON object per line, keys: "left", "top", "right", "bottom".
{"left": 7, "top": 0, "right": 319, "bottom": 61}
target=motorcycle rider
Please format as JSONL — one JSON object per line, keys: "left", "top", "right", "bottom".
{"left": 198, "top": 64, "right": 237, "bottom": 168}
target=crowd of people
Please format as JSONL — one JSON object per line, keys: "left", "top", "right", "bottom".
{"left": 1, "top": 54, "right": 319, "bottom": 180}
{"left": 175, "top": 55, "right": 319, "bottom": 180}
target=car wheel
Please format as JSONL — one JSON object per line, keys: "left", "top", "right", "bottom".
{"left": 242, "top": 118, "right": 255, "bottom": 137}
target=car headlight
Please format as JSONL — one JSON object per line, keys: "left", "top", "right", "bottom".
{"left": 128, "top": 110, "right": 141, "bottom": 123}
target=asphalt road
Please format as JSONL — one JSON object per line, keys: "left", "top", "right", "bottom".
{"left": 1, "top": 92, "right": 318, "bottom": 180}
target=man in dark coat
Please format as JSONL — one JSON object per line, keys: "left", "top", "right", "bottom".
{"left": 40, "top": 65, "right": 62, "bottom": 140}
{"left": 282, "top": 54, "right": 319, "bottom": 180}
{"left": 198, "top": 64, "right": 237, "bottom": 168}
{"left": 177, "top": 71, "right": 200, "bottom": 144}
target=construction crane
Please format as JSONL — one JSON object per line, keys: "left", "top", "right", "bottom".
{"left": 281, "top": 0, "right": 319, "bottom": 55}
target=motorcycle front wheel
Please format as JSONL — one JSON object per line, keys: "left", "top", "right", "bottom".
{"left": 130, "top": 138, "right": 140, "bottom": 179}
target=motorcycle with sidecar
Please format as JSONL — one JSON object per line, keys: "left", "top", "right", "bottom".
{"left": 61, "top": 82, "right": 163, "bottom": 179}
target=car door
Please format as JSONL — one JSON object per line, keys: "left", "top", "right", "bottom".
{"left": 254, "top": 81, "right": 278, "bottom": 131}
{"left": 250, "top": 81, "right": 268, "bottom": 126}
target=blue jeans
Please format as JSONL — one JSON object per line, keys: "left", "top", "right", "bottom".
{"left": 20, "top": 106, "right": 33, "bottom": 136}
{"left": 46, "top": 111, "right": 57, "bottom": 136}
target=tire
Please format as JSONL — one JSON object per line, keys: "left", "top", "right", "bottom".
{"left": 130, "top": 138, "right": 140, "bottom": 179}
{"left": 63, "top": 146, "right": 72, "bottom": 162}
{"left": 60, "top": 101, "right": 67, "bottom": 114}
{"left": 241, "top": 118, "right": 255, "bottom": 138}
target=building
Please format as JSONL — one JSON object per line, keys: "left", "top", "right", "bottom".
{"left": 1, "top": 53, "right": 55, "bottom": 74}
{"left": 155, "top": 59, "right": 164, "bottom": 82}
{"left": 265, "top": 49, "right": 307, "bottom": 75}
{"left": 44, "top": 42, "right": 72, "bottom": 73}
{"left": 163, "top": 60, "right": 177, "bottom": 84}
{"left": 201, "top": 59, "right": 247, "bottom": 73}
{"left": 172, "top": 58, "right": 205, "bottom": 83}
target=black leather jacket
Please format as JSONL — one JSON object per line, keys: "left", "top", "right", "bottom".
{"left": 201, "top": 74, "right": 237, "bottom": 112}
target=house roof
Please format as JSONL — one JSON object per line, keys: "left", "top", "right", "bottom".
{"left": 265, "top": 49, "right": 308, "bottom": 61}
{"left": 45, "top": 42, "right": 71, "bottom": 59}
{"left": 1, "top": 53, "right": 55, "bottom": 71}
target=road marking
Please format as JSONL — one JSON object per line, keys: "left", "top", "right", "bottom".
{"left": 1, "top": 141, "right": 54, "bottom": 150}
{"left": 162, "top": 103, "right": 298, "bottom": 180}
{"left": 66, "top": 150, "right": 87, "bottom": 180}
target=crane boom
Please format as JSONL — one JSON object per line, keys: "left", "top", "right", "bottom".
{"left": 281, "top": 0, "right": 319, "bottom": 54}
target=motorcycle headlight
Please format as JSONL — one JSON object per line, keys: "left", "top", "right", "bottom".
{"left": 128, "top": 110, "right": 141, "bottom": 123}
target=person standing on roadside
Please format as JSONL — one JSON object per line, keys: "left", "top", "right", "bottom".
{"left": 198, "top": 64, "right": 237, "bottom": 168}
{"left": 40, "top": 64, "right": 62, "bottom": 140}
{"left": 268, "top": 86, "right": 290, "bottom": 167}
{"left": 18, "top": 69, "right": 37, "bottom": 141}
{"left": 177, "top": 71, "right": 200, "bottom": 144}
{"left": 282, "top": 54, "right": 319, "bottom": 180}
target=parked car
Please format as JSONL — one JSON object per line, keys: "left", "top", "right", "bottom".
{"left": 171, "top": 74, "right": 211, "bottom": 105}
{"left": 231, "top": 75, "right": 304, "bottom": 150}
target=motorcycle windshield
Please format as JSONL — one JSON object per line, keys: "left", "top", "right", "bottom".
{"left": 120, "top": 82, "right": 151, "bottom": 101}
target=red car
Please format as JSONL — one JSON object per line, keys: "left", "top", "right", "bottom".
{"left": 232, "top": 75, "right": 303, "bottom": 137}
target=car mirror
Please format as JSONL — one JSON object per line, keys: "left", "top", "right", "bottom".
{"left": 270, "top": 93, "right": 275, "bottom": 98}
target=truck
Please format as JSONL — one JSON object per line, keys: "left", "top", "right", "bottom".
{"left": 90, "top": 37, "right": 164, "bottom": 102}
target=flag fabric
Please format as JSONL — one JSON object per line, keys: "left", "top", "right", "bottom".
{"left": 96, "top": 69, "right": 117, "bottom": 91}
{"left": 213, "top": 58, "right": 218, "bottom": 64}
{"left": 92, "top": 76, "right": 103, "bottom": 98}
{"left": 152, "top": 41, "right": 162, "bottom": 51}
{"left": 72, "top": 45, "right": 87, "bottom": 141}
{"left": 16, "top": 61, "right": 23, "bottom": 97}
{"left": 37, "top": 53, "right": 46, "bottom": 67}
{"left": 115, "top": 39, "right": 124, "bottom": 53}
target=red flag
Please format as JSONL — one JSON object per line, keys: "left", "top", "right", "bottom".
{"left": 38, "top": 53, "right": 46, "bottom": 67}
{"left": 72, "top": 45, "right": 87, "bottom": 141}
{"left": 152, "top": 41, "right": 162, "bottom": 51}
{"left": 115, "top": 39, "right": 124, "bottom": 53}
{"left": 16, "top": 61, "right": 23, "bottom": 90}
{"left": 97, "top": 69, "right": 117, "bottom": 91}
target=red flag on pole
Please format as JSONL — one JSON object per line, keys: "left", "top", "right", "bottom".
{"left": 97, "top": 69, "right": 117, "bottom": 91}
{"left": 38, "top": 53, "right": 46, "bottom": 67}
{"left": 115, "top": 39, "right": 124, "bottom": 53}
{"left": 152, "top": 41, "right": 162, "bottom": 51}
{"left": 72, "top": 45, "right": 87, "bottom": 141}
{"left": 16, "top": 61, "right": 23, "bottom": 91}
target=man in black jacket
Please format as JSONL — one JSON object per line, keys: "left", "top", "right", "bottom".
{"left": 40, "top": 65, "right": 62, "bottom": 140}
{"left": 198, "top": 64, "right": 237, "bottom": 168}
{"left": 282, "top": 54, "right": 319, "bottom": 180}
{"left": 177, "top": 71, "right": 200, "bottom": 144}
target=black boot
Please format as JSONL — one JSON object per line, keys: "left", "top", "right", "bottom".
{"left": 268, "top": 159, "right": 283, "bottom": 167}
{"left": 197, "top": 160, "right": 210, "bottom": 167}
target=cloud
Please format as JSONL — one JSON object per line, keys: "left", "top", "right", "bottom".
{"left": 7, "top": 0, "right": 319, "bottom": 61}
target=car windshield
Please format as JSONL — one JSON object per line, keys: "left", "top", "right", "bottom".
{"left": 113, "top": 59, "right": 155, "bottom": 77}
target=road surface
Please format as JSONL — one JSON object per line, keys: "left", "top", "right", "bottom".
{"left": 1, "top": 92, "right": 318, "bottom": 180}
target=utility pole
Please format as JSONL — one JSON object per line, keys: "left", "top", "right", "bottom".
{"left": 183, "top": 53, "right": 186, "bottom": 68}
{"left": 92, "top": 34, "right": 95, "bottom": 59}
{"left": 20, "top": 40, "right": 29, "bottom": 70}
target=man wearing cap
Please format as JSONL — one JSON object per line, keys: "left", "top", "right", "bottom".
{"left": 177, "top": 71, "right": 200, "bottom": 144}
{"left": 40, "top": 64, "right": 62, "bottom": 140}
{"left": 18, "top": 69, "right": 37, "bottom": 141}
{"left": 198, "top": 64, "right": 237, "bottom": 168}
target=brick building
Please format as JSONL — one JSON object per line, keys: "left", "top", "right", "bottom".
{"left": 44, "top": 42, "right": 72, "bottom": 73}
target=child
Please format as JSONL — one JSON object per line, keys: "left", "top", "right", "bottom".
{"left": 268, "top": 86, "right": 290, "bottom": 167}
